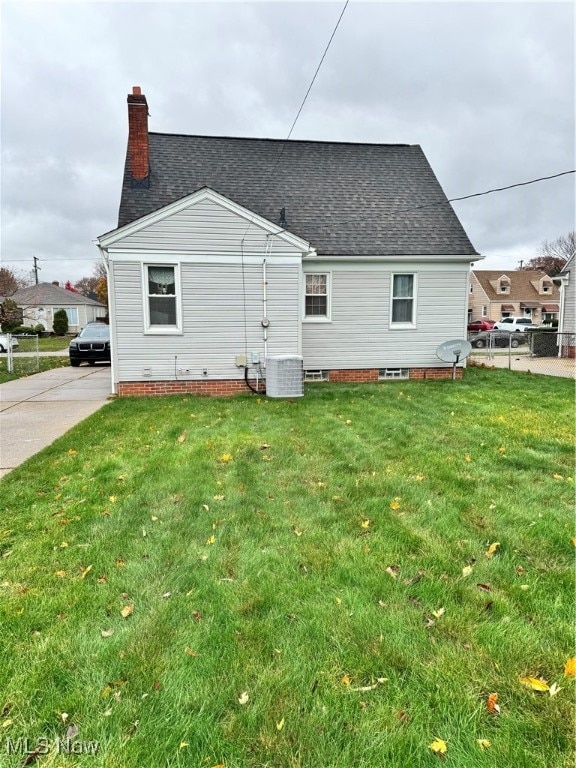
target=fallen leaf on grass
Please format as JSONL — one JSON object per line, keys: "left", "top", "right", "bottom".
{"left": 564, "top": 657, "right": 576, "bottom": 677}
{"left": 462, "top": 565, "right": 473, "bottom": 577}
{"left": 476, "top": 583, "right": 492, "bottom": 592}
{"left": 360, "top": 519, "right": 372, "bottom": 529}
{"left": 54, "top": 570, "right": 66, "bottom": 578}
{"left": 276, "top": 718, "right": 285, "bottom": 731}
{"left": 428, "top": 738, "right": 447, "bottom": 754}
{"left": 552, "top": 473, "right": 564, "bottom": 480}
{"left": 68, "top": 449, "right": 77, "bottom": 456}
{"left": 2, "top": 719, "right": 13, "bottom": 728}
{"left": 549, "top": 682, "right": 562, "bottom": 697}
{"left": 184, "top": 647, "right": 199, "bottom": 657}
{"left": 120, "top": 605, "right": 134, "bottom": 619}
{"left": 219, "top": 453, "right": 232, "bottom": 463}
{"left": 477, "top": 739, "right": 491, "bottom": 750}
{"left": 213, "top": 495, "right": 225, "bottom": 501}
{"left": 389, "top": 497, "right": 401, "bottom": 511}
{"left": 101, "top": 628, "right": 114, "bottom": 638}
{"left": 179, "top": 741, "right": 188, "bottom": 750}
{"left": 66, "top": 724, "right": 78, "bottom": 739}
{"left": 520, "top": 676, "right": 549, "bottom": 692}
{"left": 177, "top": 432, "right": 187, "bottom": 444}
{"left": 80, "top": 564, "right": 93, "bottom": 580}
{"left": 432, "top": 607, "right": 445, "bottom": 619}
{"left": 206, "top": 535, "right": 216, "bottom": 545}
{"left": 109, "top": 496, "right": 117, "bottom": 504}
{"left": 292, "top": 526, "right": 303, "bottom": 537}
{"left": 485, "top": 542, "right": 500, "bottom": 557}
{"left": 350, "top": 678, "right": 388, "bottom": 692}
{"left": 486, "top": 692, "right": 500, "bottom": 714}
{"left": 464, "top": 454, "right": 472, "bottom": 463}
{"left": 386, "top": 565, "right": 399, "bottom": 579}
{"left": 341, "top": 674, "right": 352, "bottom": 686}
{"left": 238, "top": 691, "right": 249, "bottom": 705}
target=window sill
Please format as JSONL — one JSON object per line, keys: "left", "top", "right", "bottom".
{"left": 303, "top": 317, "right": 332, "bottom": 324}
{"left": 389, "top": 323, "right": 416, "bottom": 330}
{"left": 144, "top": 328, "right": 183, "bottom": 335}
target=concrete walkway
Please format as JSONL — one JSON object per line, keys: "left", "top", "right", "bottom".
{"left": 0, "top": 365, "right": 113, "bottom": 478}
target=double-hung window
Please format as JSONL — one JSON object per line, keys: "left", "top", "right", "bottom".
{"left": 390, "top": 274, "right": 416, "bottom": 327}
{"left": 304, "top": 273, "right": 330, "bottom": 320}
{"left": 145, "top": 265, "right": 181, "bottom": 332}
{"left": 53, "top": 307, "right": 79, "bottom": 326}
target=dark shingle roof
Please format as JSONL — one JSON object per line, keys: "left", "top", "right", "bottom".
{"left": 11, "top": 283, "right": 105, "bottom": 307}
{"left": 117, "top": 133, "right": 478, "bottom": 257}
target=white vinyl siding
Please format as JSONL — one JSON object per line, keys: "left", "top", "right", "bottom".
{"left": 302, "top": 265, "right": 469, "bottom": 369}
{"left": 115, "top": 197, "right": 301, "bottom": 256}
{"left": 111, "top": 262, "right": 300, "bottom": 382}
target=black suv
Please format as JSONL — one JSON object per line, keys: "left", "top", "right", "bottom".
{"left": 69, "top": 323, "right": 110, "bottom": 366}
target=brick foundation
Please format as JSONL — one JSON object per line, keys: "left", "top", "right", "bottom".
{"left": 329, "top": 368, "right": 380, "bottom": 383}
{"left": 117, "top": 379, "right": 257, "bottom": 397}
{"left": 117, "top": 367, "right": 461, "bottom": 397}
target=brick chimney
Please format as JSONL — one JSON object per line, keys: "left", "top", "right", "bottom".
{"left": 127, "top": 86, "right": 149, "bottom": 181}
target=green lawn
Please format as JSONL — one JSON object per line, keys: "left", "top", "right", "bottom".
{"left": 0, "top": 368, "right": 574, "bottom": 767}
{"left": 0, "top": 356, "right": 70, "bottom": 384}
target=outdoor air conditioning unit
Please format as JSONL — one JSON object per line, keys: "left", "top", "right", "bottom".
{"left": 265, "top": 355, "right": 304, "bottom": 398}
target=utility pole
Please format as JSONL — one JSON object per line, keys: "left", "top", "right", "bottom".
{"left": 33, "top": 256, "right": 41, "bottom": 284}
{"left": 518, "top": 259, "right": 524, "bottom": 270}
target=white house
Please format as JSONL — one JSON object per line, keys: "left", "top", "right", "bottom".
{"left": 553, "top": 254, "right": 575, "bottom": 357}
{"left": 96, "top": 87, "right": 480, "bottom": 396}
{"left": 10, "top": 282, "right": 106, "bottom": 334}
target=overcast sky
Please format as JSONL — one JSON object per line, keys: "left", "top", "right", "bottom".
{"left": 1, "top": 1, "right": 574, "bottom": 285}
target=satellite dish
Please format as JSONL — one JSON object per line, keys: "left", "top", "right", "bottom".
{"left": 436, "top": 339, "right": 472, "bottom": 380}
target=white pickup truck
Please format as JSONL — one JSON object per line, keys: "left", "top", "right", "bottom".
{"left": 492, "top": 317, "right": 538, "bottom": 332}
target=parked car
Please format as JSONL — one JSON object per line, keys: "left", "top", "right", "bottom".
{"left": 69, "top": 323, "right": 110, "bottom": 366}
{"left": 467, "top": 319, "right": 495, "bottom": 332}
{"left": 0, "top": 333, "right": 19, "bottom": 353}
{"left": 492, "top": 317, "right": 537, "bottom": 332}
{"left": 471, "top": 330, "right": 527, "bottom": 349}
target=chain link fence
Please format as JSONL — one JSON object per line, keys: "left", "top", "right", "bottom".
{"left": 5, "top": 334, "right": 40, "bottom": 376}
{"left": 469, "top": 331, "right": 576, "bottom": 378}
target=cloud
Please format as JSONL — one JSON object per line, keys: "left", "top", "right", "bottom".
{"left": 1, "top": 2, "right": 574, "bottom": 283}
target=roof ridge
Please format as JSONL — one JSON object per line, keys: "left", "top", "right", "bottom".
{"left": 148, "top": 132, "right": 415, "bottom": 148}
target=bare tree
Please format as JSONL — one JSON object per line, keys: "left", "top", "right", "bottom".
{"left": 93, "top": 259, "right": 107, "bottom": 281}
{"left": 0, "top": 266, "right": 32, "bottom": 296}
{"left": 74, "top": 275, "right": 100, "bottom": 296}
{"left": 524, "top": 231, "right": 575, "bottom": 276}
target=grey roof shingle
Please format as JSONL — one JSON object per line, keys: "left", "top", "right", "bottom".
{"left": 11, "top": 282, "right": 105, "bottom": 307}
{"left": 117, "top": 134, "right": 478, "bottom": 257}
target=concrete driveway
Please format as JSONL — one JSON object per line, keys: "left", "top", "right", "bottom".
{"left": 0, "top": 365, "right": 112, "bottom": 478}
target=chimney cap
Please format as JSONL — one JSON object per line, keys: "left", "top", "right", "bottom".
{"left": 132, "top": 86, "right": 142, "bottom": 96}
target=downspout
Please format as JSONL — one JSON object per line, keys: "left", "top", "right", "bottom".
{"left": 95, "top": 242, "right": 116, "bottom": 395}
{"left": 262, "top": 257, "right": 268, "bottom": 360}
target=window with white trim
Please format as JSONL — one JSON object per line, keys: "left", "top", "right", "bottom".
{"left": 53, "top": 307, "right": 79, "bottom": 326}
{"left": 145, "top": 265, "right": 180, "bottom": 331}
{"left": 391, "top": 274, "right": 415, "bottom": 326}
{"left": 304, "top": 274, "right": 329, "bottom": 319}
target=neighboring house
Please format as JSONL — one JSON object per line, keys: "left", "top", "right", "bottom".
{"left": 10, "top": 282, "right": 106, "bottom": 334}
{"left": 553, "top": 254, "right": 575, "bottom": 357}
{"left": 96, "top": 87, "right": 480, "bottom": 397}
{"left": 468, "top": 270, "right": 560, "bottom": 326}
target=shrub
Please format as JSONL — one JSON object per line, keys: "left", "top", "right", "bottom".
{"left": 52, "top": 309, "right": 69, "bottom": 336}
{"left": 34, "top": 323, "right": 45, "bottom": 333}
{"left": 11, "top": 326, "right": 37, "bottom": 335}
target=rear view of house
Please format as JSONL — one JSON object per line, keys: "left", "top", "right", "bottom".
{"left": 96, "top": 87, "right": 480, "bottom": 396}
